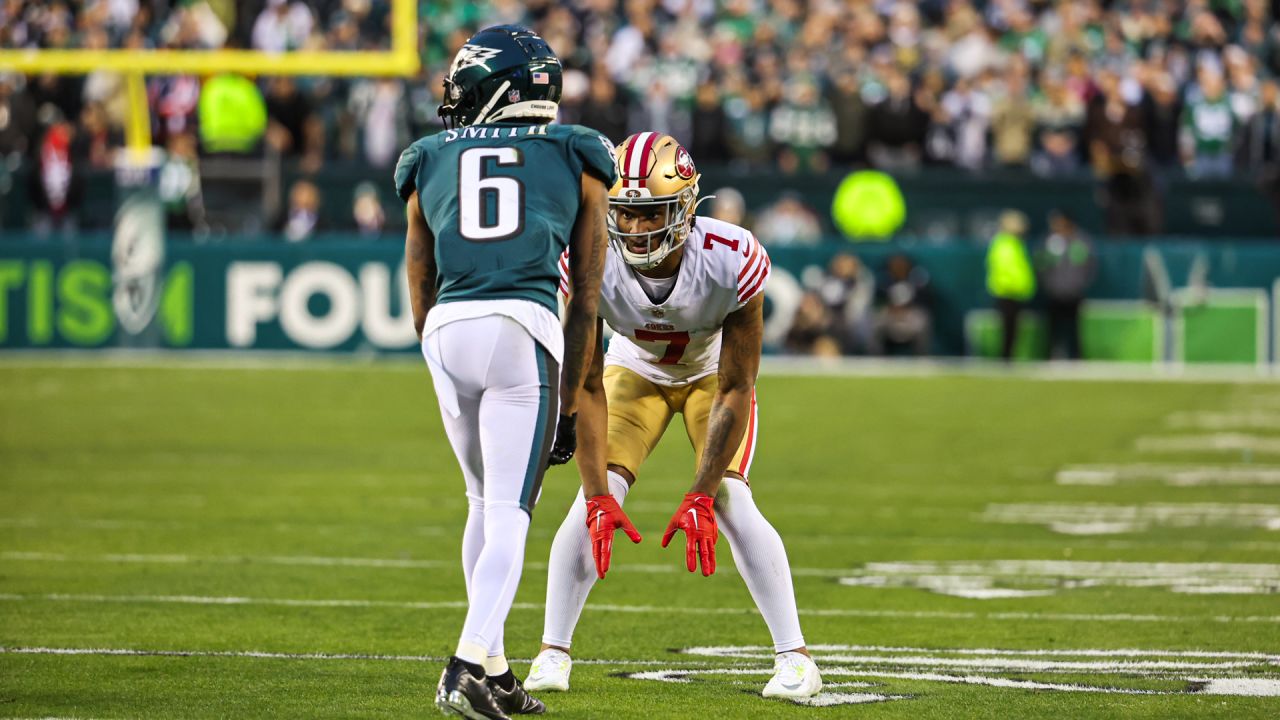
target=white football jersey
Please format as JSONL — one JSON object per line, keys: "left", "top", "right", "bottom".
{"left": 559, "top": 216, "right": 770, "bottom": 386}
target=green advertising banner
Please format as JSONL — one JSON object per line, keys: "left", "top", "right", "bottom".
{"left": 1, "top": 235, "right": 1276, "bottom": 360}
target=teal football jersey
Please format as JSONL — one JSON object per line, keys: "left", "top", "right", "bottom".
{"left": 395, "top": 123, "right": 619, "bottom": 314}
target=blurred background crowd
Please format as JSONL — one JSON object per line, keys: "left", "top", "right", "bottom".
{"left": 0, "top": 1, "right": 1275, "bottom": 361}
{"left": 2, "top": 0, "right": 1279, "bottom": 238}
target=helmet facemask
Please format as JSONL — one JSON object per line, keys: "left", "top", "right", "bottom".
{"left": 608, "top": 185, "right": 700, "bottom": 270}
{"left": 607, "top": 132, "right": 710, "bottom": 270}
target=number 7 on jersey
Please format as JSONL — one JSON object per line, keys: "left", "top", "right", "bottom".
{"left": 633, "top": 329, "right": 691, "bottom": 365}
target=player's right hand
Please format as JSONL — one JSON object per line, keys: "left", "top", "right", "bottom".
{"left": 548, "top": 413, "right": 576, "bottom": 465}
{"left": 584, "top": 494, "right": 642, "bottom": 579}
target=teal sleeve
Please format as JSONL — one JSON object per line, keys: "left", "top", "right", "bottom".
{"left": 394, "top": 143, "right": 423, "bottom": 201}
{"left": 571, "top": 129, "right": 620, "bottom": 187}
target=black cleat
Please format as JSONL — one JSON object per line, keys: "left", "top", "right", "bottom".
{"left": 488, "top": 675, "right": 546, "bottom": 715}
{"left": 436, "top": 657, "right": 510, "bottom": 720}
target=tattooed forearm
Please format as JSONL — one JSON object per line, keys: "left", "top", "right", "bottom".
{"left": 561, "top": 173, "right": 609, "bottom": 413}
{"left": 689, "top": 294, "right": 764, "bottom": 494}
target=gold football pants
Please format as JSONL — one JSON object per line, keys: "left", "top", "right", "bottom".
{"left": 602, "top": 365, "right": 757, "bottom": 481}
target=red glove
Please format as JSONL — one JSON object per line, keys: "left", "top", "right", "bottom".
{"left": 585, "top": 495, "right": 642, "bottom": 579}
{"left": 661, "top": 492, "right": 718, "bottom": 576}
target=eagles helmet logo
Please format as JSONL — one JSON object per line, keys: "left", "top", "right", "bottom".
{"left": 449, "top": 44, "right": 503, "bottom": 74}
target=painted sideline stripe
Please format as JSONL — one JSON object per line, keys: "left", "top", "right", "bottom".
{"left": 2, "top": 592, "right": 1278, "bottom": 624}
{"left": 4, "top": 352, "right": 1280, "bottom": 384}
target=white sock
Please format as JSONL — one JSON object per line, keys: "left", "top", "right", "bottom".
{"left": 715, "top": 477, "right": 806, "bottom": 652}
{"left": 484, "top": 653, "right": 510, "bottom": 676}
{"left": 541, "top": 471, "right": 630, "bottom": 649}
{"left": 458, "top": 505, "right": 530, "bottom": 657}
{"left": 461, "top": 495, "right": 506, "bottom": 660}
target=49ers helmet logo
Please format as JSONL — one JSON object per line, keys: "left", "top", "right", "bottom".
{"left": 674, "top": 146, "right": 695, "bottom": 179}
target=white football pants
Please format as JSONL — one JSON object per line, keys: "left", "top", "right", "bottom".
{"left": 423, "top": 314, "right": 559, "bottom": 662}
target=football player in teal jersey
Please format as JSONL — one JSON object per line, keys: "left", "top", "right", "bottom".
{"left": 397, "top": 25, "right": 636, "bottom": 720}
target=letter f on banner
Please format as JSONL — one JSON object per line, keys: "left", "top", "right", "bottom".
{"left": 226, "top": 262, "right": 283, "bottom": 347}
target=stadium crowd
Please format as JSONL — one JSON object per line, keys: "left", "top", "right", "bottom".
{"left": 2, "top": 0, "right": 1279, "bottom": 237}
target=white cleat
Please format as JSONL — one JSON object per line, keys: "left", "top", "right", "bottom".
{"left": 524, "top": 649, "right": 572, "bottom": 692}
{"left": 762, "top": 651, "right": 823, "bottom": 699}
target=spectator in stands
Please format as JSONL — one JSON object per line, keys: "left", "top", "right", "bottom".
{"left": 754, "top": 192, "right": 821, "bottom": 248}
{"left": 1037, "top": 211, "right": 1095, "bottom": 361}
{"left": 874, "top": 253, "right": 933, "bottom": 356}
{"left": 868, "top": 68, "right": 927, "bottom": 170}
{"left": 72, "top": 101, "right": 119, "bottom": 170}
{"left": 265, "top": 76, "right": 323, "bottom": 172}
{"left": 707, "top": 187, "right": 748, "bottom": 229}
{"left": 991, "top": 66, "right": 1035, "bottom": 168}
{"left": 29, "top": 119, "right": 81, "bottom": 238}
{"left": 985, "top": 211, "right": 1035, "bottom": 362}
{"left": 1030, "top": 71, "right": 1085, "bottom": 177}
{"left": 827, "top": 66, "right": 870, "bottom": 165}
{"left": 252, "top": 0, "right": 313, "bottom": 53}
{"left": 352, "top": 181, "right": 385, "bottom": 239}
{"left": 723, "top": 84, "right": 774, "bottom": 169}
{"left": 280, "top": 179, "right": 321, "bottom": 242}
{"left": 784, "top": 291, "right": 841, "bottom": 358}
{"left": 347, "top": 78, "right": 407, "bottom": 168}
{"left": 1144, "top": 70, "right": 1185, "bottom": 181}
{"left": 577, "top": 72, "right": 630, "bottom": 145}
{"left": 1241, "top": 79, "right": 1280, "bottom": 228}
{"left": 817, "top": 253, "right": 877, "bottom": 356}
{"left": 690, "top": 78, "right": 730, "bottom": 165}
{"left": 1088, "top": 69, "right": 1159, "bottom": 235}
{"left": 938, "top": 75, "right": 991, "bottom": 171}
{"left": 158, "top": 131, "right": 205, "bottom": 233}
{"left": 769, "top": 78, "right": 837, "bottom": 173}
{"left": 0, "top": 74, "right": 37, "bottom": 158}
{"left": 1181, "top": 67, "right": 1239, "bottom": 179}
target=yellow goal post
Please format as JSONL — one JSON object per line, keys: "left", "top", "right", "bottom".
{"left": 0, "top": 0, "right": 419, "bottom": 157}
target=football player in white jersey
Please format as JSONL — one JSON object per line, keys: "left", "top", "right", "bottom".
{"left": 527, "top": 132, "right": 822, "bottom": 699}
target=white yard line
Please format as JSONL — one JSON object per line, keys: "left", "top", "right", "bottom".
{"left": 980, "top": 503, "right": 1280, "bottom": 533}
{"left": 0, "top": 646, "right": 713, "bottom": 667}
{"left": 688, "top": 644, "right": 1280, "bottom": 661}
{"left": 839, "top": 560, "right": 1280, "bottom": 598}
{"left": 1056, "top": 463, "right": 1280, "bottom": 486}
{"left": 1165, "top": 411, "right": 1280, "bottom": 430}
{"left": 625, "top": 644, "right": 1280, "bottom": 700}
{"left": 2, "top": 592, "right": 1278, "bottom": 624}
{"left": 0, "top": 518, "right": 447, "bottom": 537}
{"left": 1136, "top": 433, "right": 1280, "bottom": 455}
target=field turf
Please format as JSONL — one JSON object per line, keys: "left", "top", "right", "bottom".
{"left": 1, "top": 358, "right": 1278, "bottom": 718}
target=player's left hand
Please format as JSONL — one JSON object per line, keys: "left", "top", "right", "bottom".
{"left": 661, "top": 492, "right": 718, "bottom": 576}
{"left": 548, "top": 413, "right": 576, "bottom": 465}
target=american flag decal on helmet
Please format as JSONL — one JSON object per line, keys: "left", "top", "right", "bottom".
{"left": 532, "top": 71, "right": 549, "bottom": 84}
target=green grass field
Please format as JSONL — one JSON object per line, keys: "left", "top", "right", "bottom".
{"left": 2, "top": 358, "right": 1279, "bottom": 718}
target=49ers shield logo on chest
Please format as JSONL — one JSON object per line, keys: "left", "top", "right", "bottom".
{"left": 674, "top": 147, "right": 695, "bottom": 179}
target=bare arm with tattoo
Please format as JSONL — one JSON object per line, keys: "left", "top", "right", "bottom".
{"left": 574, "top": 318, "right": 609, "bottom": 497}
{"left": 561, "top": 172, "right": 609, "bottom": 416}
{"left": 689, "top": 292, "right": 765, "bottom": 496}
{"left": 404, "top": 191, "right": 437, "bottom": 341}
